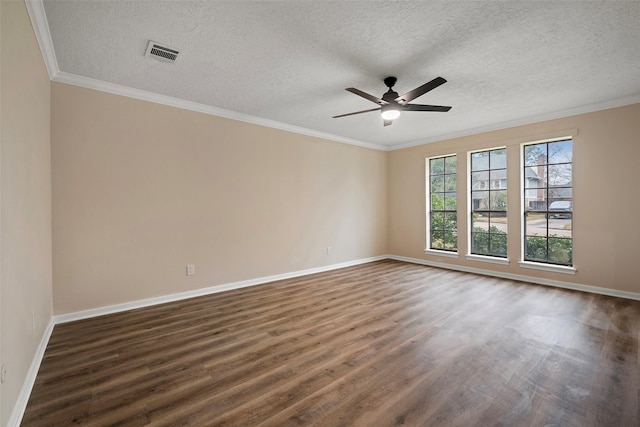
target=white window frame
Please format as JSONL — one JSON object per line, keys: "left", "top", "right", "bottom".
{"left": 466, "top": 147, "right": 510, "bottom": 265}
{"left": 519, "top": 136, "right": 576, "bottom": 274}
{"left": 425, "top": 154, "right": 459, "bottom": 257}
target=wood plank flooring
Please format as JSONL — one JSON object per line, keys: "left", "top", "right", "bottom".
{"left": 22, "top": 260, "right": 639, "bottom": 426}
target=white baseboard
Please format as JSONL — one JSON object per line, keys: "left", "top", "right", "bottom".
{"left": 387, "top": 254, "right": 640, "bottom": 301}
{"left": 54, "top": 255, "right": 640, "bottom": 325}
{"left": 54, "top": 255, "right": 388, "bottom": 324}
{"left": 7, "top": 318, "right": 55, "bottom": 427}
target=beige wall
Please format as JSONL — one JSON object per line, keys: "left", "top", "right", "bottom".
{"left": 0, "top": 0, "right": 53, "bottom": 424}
{"left": 51, "top": 81, "right": 640, "bottom": 316}
{"left": 51, "top": 83, "right": 388, "bottom": 314}
{"left": 2, "top": 0, "right": 637, "bottom": 421}
{"left": 389, "top": 103, "right": 640, "bottom": 294}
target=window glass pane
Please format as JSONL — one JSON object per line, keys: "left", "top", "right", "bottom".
{"left": 471, "top": 171, "right": 489, "bottom": 189}
{"left": 548, "top": 188, "right": 572, "bottom": 203}
{"left": 431, "top": 212, "right": 444, "bottom": 230}
{"left": 471, "top": 152, "right": 489, "bottom": 171}
{"left": 444, "top": 192, "right": 457, "bottom": 209}
{"left": 436, "top": 194, "right": 450, "bottom": 212}
{"left": 444, "top": 231, "right": 458, "bottom": 250}
{"left": 471, "top": 232, "right": 488, "bottom": 254}
{"left": 444, "top": 155, "right": 457, "bottom": 172}
{"left": 489, "top": 170, "right": 506, "bottom": 188}
{"left": 473, "top": 190, "right": 489, "bottom": 210}
{"left": 489, "top": 232, "right": 508, "bottom": 256}
{"left": 526, "top": 189, "right": 547, "bottom": 211}
{"left": 490, "top": 190, "right": 508, "bottom": 211}
{"left": 430, "top": 175, "right": 444, "bottom": 192}
{"left": 548, "top": 237, "right": 572, "bottom": 264}
{"left": 525, "top": 236, "right": 548, "bottom": 261}
{"left": 444, "top": 212, "right": 457, "bottom": 230}
{"left": 430, "top": 158, "right": 444, "bottom": 175}
{"left": 524, "top": 144, "right": 547, "bottom": 166}
{"left": 431, "top": 193, "right": 441, "bottom": 211}
{"left": 548, "top": 164, "right": 572, "bottom": 187}
{"left": 548, "top": 140, "right": 572, "bottom": 164}
{"left": 431, "top": 230, "right": 444, "bottom": 249}
{"left": 549, "top": 215, "right": 572, "bottom": 238}
{"left": 471, "top": 213, "right": 489, "bottom": 232}
{"left": 524, "top": 167, "right": 545, "bottom": 188}
{"left": 444, "top": 174, "right": 457, "bottom": 191}
{"left": 489, "top": 212, "right": 507, "bottom": 234}
{"left": 525, "top": 213, "right": 548, "bottom": 238}
{"left": 490, "top": 148, "right": 506, "bottom": 167}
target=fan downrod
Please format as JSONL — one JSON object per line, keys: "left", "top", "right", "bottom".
{"left": 383, "top": 76, "right": 397, "bottom": 89}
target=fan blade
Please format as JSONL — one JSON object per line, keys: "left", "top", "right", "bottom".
{"left": 383, "top": 119, "right": 393, "bottom": 127}
{"left": 402, "top": 104, "right": 452, "bottom": 112}
{"left": 395, "top": 77, "right": 447, "bottom": 104}
{"left": 332, "top": 107, "right": 381, "bottom": 118}
{"left": 346, "top": 88, "right": 388, "bottom": 105}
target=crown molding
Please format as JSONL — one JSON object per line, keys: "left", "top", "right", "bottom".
{"left": 25, "top": 2, "right": 385, "bottom": 151}
{"left": 45, "top": 71, "right": 640, "bottom": 155}
{"left": 24, "top": 0, "right": 58, "bottom": 79}
{"left": 52, "top": 72, "right": 387, "bottom": 151}
{"left": 25, "top": 0, "right": 640, "bottom": 153}
{"left": 391, "top": 94, "right": 640, "bottom": 151}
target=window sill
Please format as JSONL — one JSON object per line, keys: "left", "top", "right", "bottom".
{"left": 519, "top": 261, "right": 576, "bottom": 275}
{"left": 465, "top": 254, "right": 510, "bottom": 265}
{"left": 424, "top": 249, "right": 459, "bottom": 259}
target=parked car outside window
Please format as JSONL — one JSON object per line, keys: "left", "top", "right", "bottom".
{"left": 547, "top": 200, "right": 572, "bottom": 219}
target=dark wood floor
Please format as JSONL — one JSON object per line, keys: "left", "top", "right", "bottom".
{"left": 23, "top": 260, "right": 639, "bottom": 426}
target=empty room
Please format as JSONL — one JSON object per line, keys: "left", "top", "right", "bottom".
{"left": 2, "top": 1, "right": 639, "bottom": 426}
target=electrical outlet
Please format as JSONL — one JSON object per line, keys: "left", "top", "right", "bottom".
{"left": 327, "top": 246, "right": 333, "bottom": 255}
{"left": 186, "top": 264, "right": 195, "bottom": 276}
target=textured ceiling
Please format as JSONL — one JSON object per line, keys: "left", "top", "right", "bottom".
{"left": 35, "top": 0, "right": 640, "bottom": 149}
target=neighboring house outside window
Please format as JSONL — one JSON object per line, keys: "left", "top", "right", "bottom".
{"left": 470, "top": 148, "right": 507, "bottom": 257}
{"left": 427, "top": 155, "right": 457, "bottom": 252}
{"left": 522, "top": 139, "right": 573, "bottom": 266}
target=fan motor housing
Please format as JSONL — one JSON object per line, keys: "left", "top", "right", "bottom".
{"left": 382, "top": 91, "right": 399, "bottom": 103}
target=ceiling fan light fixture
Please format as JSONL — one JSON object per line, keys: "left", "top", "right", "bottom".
{"left": 381, "top": 105, "right": 400, "bottom": 120}
{"left": 333, "top": 76, "right": 450, "bottom": 126}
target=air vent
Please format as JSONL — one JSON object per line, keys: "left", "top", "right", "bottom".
{"left": 145, "top": 40, "right": 179, "bottom": 63}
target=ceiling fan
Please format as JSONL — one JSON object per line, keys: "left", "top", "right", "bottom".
{"left": 333, "top": 76, "right": 451, "bottom": 126}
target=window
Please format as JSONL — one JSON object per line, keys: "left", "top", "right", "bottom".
{"left": 470, "top": 148, "right": 508, "bottom": 257}
{"left": 427, "top": 155, "right": 457, "bottom": 252}
{"left": 522, "top": 139, "right": 573, "bottom": 266}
